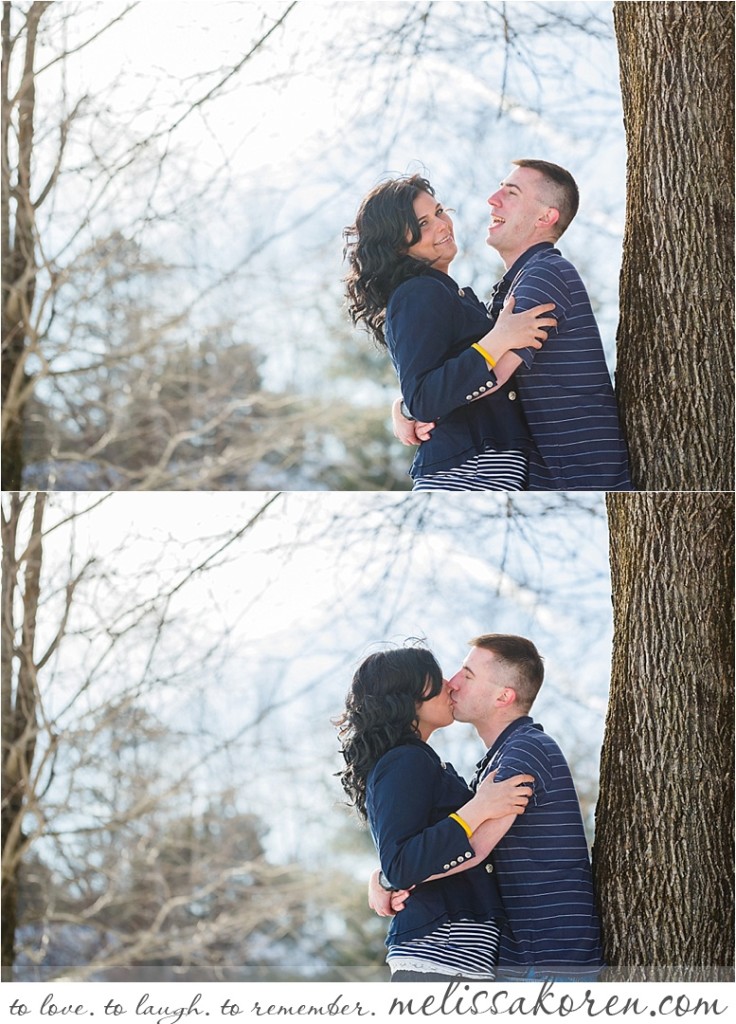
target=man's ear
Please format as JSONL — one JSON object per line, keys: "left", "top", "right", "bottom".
{"left": 538, "top": 207, "right": 560, "bottom": 230}
{"left": 498, "top": 687, "right": 517, "bottom": 706}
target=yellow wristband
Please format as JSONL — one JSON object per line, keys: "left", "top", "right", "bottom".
{"left": 448, "top": 812, "right": 473, "bottom": 838}
{"left": 471, "top": 342, "right": 496, "bottom": 368}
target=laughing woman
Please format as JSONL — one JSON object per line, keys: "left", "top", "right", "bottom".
{"left": 343, "top": 175, "right": 555, "bottom": 490}
{"left": 336, "top": 647, "right": 533, "bottom": 982}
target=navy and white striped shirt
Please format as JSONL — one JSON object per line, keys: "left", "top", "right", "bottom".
{"left": 473, "top": 717, "right": 604, "bottom": 978}
{"left": 387, "top": 918, "right": 501, "bottom": 979}
{"left": 497, "top": 242, "right": 633, "bottom": 491}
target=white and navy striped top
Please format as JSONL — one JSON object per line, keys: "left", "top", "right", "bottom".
{"left": 473, "top": 717, "right": 604, "bottom": 979}
{"left": 491, "top": 243, "right": 633, "bottom": 491}
{"left": 387, "top": 918, "right": 501, "bottom": 979}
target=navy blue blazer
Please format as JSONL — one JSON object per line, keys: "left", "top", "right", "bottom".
{"left": 366, "top": 738, "right": 505, "bottom": 947}
{"left": 385, "top": 269, "right": 530, "bottom": 479}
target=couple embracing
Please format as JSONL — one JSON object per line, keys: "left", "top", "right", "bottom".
{"left": 344, "top": 160, "right": 632, "bottom": 492}
{"left": 336, "top": 635, "right": 603, "bottom": 983}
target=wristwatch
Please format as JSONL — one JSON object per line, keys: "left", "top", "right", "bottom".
{"left": 379, "top": 870, "right": 397, "bottom": 892}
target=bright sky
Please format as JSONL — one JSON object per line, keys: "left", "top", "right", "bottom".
{"left": 26, "top": 0, "right": 626, "bottom": 395}
{"left": 6, "top": 2, "right": 626, "bottom": 847}
{"left": 27, "top": 490, "right": 613, "bottom": 871}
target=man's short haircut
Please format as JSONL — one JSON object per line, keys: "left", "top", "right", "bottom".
{"left": 469, "top": 633, "right": 544, "bottom": 711}
{"left": 513, "top": 158, "right": 579, "bottom": 239}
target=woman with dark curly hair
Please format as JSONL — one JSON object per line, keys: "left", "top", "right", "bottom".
{"left": 344, "top": 175, "right": 556, "bottom": 490}
{"left": 336, "top": 647, "right": 533, "bottom": 982}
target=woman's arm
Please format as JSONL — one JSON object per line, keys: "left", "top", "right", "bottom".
{"left": 449, "top": 767, "right": 532, "bottom": 834}
{"left": 385, "top": 765, "right": 530, "bottom": 885}
{"left": 468, "top": 295, "right": 555, "bottom": 373}
{"left": 481, "top": 351, "right": 522, "bottom": 390}
{"left": 422, "top": 814, "right": 517, "bottom": 881}
{"left": 391, "top": 345, "right": 523, "bottom": 441}
{"left": 388, "top": 280, "right": 554, "bottom": 423}
{"left": 391, "top": 343, "right": 521, "bottom": 443}
{"left": 368, "top": 747, "right": 532, "bottom": 892}
{"left": 367, "top": 812, "right": 517, "bottom": 916}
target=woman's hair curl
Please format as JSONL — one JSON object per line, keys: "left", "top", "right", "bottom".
{"left": 343, "top": 175, "right": 436, "bottom": 346}
{"left": 335, "top": 646, "right": 444, "bottom": 820}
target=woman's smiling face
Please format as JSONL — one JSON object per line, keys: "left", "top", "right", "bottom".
{"left": 406, "top": 190, "right": 457, "bottom": 273}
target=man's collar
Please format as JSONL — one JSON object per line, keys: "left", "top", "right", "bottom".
{"left": 489, "top": 714, "right": 535, "bottom": 755}
{"left": 471, "top": 715, "right": 536, "bottom": 787}
{"left": 502, "top": 241, "right": 556, "bottom": 283}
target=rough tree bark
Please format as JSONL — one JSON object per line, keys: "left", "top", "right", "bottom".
{"left": 1, "top": 3, "right": 51, "bottom": 491}
{"left": 1, "top": 491, "right": 46, "bottom": 972}
{"left": 595, "top": 493, "right": 734, "bottom": 981}
{"left": 613, "top": 2, "right": 735, "bottom": 491}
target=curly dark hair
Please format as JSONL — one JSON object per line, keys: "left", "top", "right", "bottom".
{"left": 335, "top": 646, "right": 444, "bottom": 820}
{"left": 343, "top": 174, "right": 438, "bottom": 347}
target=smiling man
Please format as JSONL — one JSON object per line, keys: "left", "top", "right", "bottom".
{"left": 393, "top": 159, "right": 633, "bottom": 491}
{"left": 483, "top": 159, "right": 632, "bottom": 490}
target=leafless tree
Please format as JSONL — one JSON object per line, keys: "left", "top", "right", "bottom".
{"left": 3, "top": 491, "right": 373, "bottom": 977}
{"left": 3, "top": 1, "right": 334, "bottom": 491}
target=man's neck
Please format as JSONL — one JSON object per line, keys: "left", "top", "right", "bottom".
{"left": 496, "top": 235, "right": 556, "bottom": 272}
{"left": 499, "top": 247, "right": 524, "bottom": 272}
{"left": 475, "top": 711, "right": 525, "bottom": 750}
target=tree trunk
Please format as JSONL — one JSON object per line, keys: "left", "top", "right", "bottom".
{"left": 613, "top": 2, "right": 734, "bottom": 491}
{"left": 1, "top": 491, "right": 46, "bottom": 973}
{"left": 1, "top": 2, "right": 50, "bottom": 491}
{"left": 595, "top": 492, "right": 734, "bottom": 981}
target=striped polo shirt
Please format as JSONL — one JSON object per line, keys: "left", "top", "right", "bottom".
{"left": 494, "top": 243, "right": 633, "bottom": 491}
{"left": 473, "top": 717, "right": 604, "bottom": 978}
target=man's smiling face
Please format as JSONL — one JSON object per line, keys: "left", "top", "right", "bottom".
{"left": 486, "top": 165, "right": 555, "bottom": 264}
